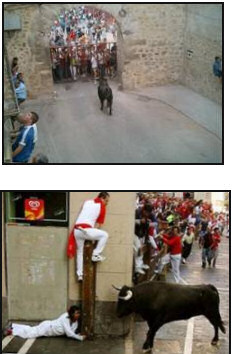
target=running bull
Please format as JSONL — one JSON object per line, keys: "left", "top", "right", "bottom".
{"left": 113, "top": 281, "right": 226, "bottom": 353}
{"left": 98, "top": 78, "right": 113, "bottom": 115}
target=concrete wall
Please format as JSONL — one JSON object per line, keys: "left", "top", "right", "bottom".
{"left": 183, "top": 4, "right": 222, "bottom": 104}
{"left": 69, "top": 192, "right": 136, "bottom": 335}
{"left": 6, "top": 225, "right": 68, "bottom": 320}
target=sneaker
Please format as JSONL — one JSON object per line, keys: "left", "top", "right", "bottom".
{"left": 141, "top": 264, "right": 150, "bottom": 270}
{"left": 92, "top": 255, "right": 106, "bottom": 262}
{"left": 78, "top": 276, "right": 83, "bottom": 282}
{"left": 3, "top": 323, "right": 13, "bottom": 336}
{"left": 182, "top": 259, "right": 186, "bottom": 264}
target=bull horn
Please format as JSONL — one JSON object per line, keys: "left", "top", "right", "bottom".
{"left": 119, "top": 290, "right": 133, "bottom": 301}
{"left": 112, "top": 285, "right": 121, "bottom": 291}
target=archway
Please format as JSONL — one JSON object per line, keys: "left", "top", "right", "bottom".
{"left": 48, "top": 5, "right": 118, "bottom": 83}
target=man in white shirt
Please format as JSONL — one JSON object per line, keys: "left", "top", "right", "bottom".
{"left": 4, "top": 306, "right": 85, "bottom": 341}
{"left": 74, "top": 192, "right": 110, "bottom": 281}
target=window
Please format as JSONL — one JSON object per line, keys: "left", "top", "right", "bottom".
{"left": 6, "top": 192, "right": 69, "bottom": 226}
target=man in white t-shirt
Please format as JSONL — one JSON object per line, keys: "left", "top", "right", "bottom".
{"left": 74, "top": 192, "right": 110, "bottom": 281}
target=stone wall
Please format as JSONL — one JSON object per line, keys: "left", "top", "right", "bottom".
{"left": 182, "top": 4, "right": 222, "bottom": 104}
{"left": 4, "top": 4, "right": 54, "bottom": 99}
{"left": 4, "top": 4, "right": 222, "bottom": 103}
{"left": 121, "top": 4, "right": 185, "bottom": 89}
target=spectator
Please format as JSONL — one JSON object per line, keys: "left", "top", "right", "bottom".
{"left": 70, "top": 48, "right": 78, "bottom": 81}
{"left": 210, "top": 227, "right": 221, "bottom": 268}
{"left": 11, "top": 57, "right": 19, "bottom": 84}
{"left": 157, "top": 226, "right": 183, "bottom": 284}
{"left": 134, "top": 218, "right": 150, "bottom": 275}
{"left": 91, "top": 53, "right": 98, "bottom": 81}
{"left": 199, "top": 229, "right": 213, "bottom": 268}
{"left": 181, "top": 226, "right": 195, "bottom": 264}
{"left": 187, "top": 211, "right": 196, "bottom": 226}
{"left": 15, "top": 73, "right": 27, "bottom": 105}
{"left": 12, "top": 112, "right": 39, "bottom": 163}
{"left": 98, "top": 51, "right": 105, "bottom": 78}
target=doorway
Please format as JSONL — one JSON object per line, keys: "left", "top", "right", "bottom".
{"left": 48, "top": 6, "right": 118, "bottom": 83}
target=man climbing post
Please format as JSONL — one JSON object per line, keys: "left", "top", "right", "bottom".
{"left": 73, "top": 192, "right": 110, "bottom": 282}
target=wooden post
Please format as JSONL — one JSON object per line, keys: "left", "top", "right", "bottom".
{"left": 81, "top": 241, "right": 97, "bottom": 338}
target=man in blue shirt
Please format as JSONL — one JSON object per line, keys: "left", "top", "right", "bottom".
{"left": 12, "top": 112, "right": 39, "bottom": 163}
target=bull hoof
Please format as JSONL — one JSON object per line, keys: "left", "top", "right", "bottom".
{"left": 142, "top": 349, "right": 152, "bottom": 353}
{"left": 211, "top": 340, "right": 219, "bottom": 346}
{"left": 220, "top": 322, "right": 226, "bottom": 333}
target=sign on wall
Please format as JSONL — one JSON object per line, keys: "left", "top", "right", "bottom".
{"left": 24, "top": 199, "right": 45, "bottom": 220}
{"left": 4, "top": 13, "right": 21, "bottom": 31}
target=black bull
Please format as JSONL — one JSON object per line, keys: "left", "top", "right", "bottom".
{"left": 98, "top": 78, "right": 113, "bottom": 115}
{"left": 114, "top": 281, "right": 226, "bottom": 353}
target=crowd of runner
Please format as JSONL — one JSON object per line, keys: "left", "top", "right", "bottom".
{"left": 134, "top": 192, "right": 229, "bottom": 283}
{"left": 49, "top": 6, "right": 117, "bottom": 82}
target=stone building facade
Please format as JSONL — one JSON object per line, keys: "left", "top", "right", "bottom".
{"left": 4, "top": 4, "right": 222, "bottom": 103}
{"left": 183, "top": 5, "right": 223, "bottom": 104}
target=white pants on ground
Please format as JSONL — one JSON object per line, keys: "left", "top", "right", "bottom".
{"left": 158, "top": 253, "right": 182, "bottom": 283}
{"left": 12, "top": 322, "right": 53, "bottom": 338}
{"left": 74, "top": 228, "right": 109, "bottom": 277}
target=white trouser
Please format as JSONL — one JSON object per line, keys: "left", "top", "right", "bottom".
{"left": 148, "top": 235, "right": 157, "bottom": 250}
{"left": 158, "top": 253, "right": 182, "bottom": 283}
{"left": 133, "top": 235, "right": 144, "bottom": 270}
{"left": 70, "top": 65, "right": 77, "bottom": 80}
{"left": 157, "top": 253, "right": 170, "bottom": 273}
{"left": 74, "top": 228, "right": 109, "bottom": 277}
{"left": 12, "top": 321, "right": 53, "bottom": 338}
{"left": 170, "top": 254, "right": 182, "bottom": 283}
